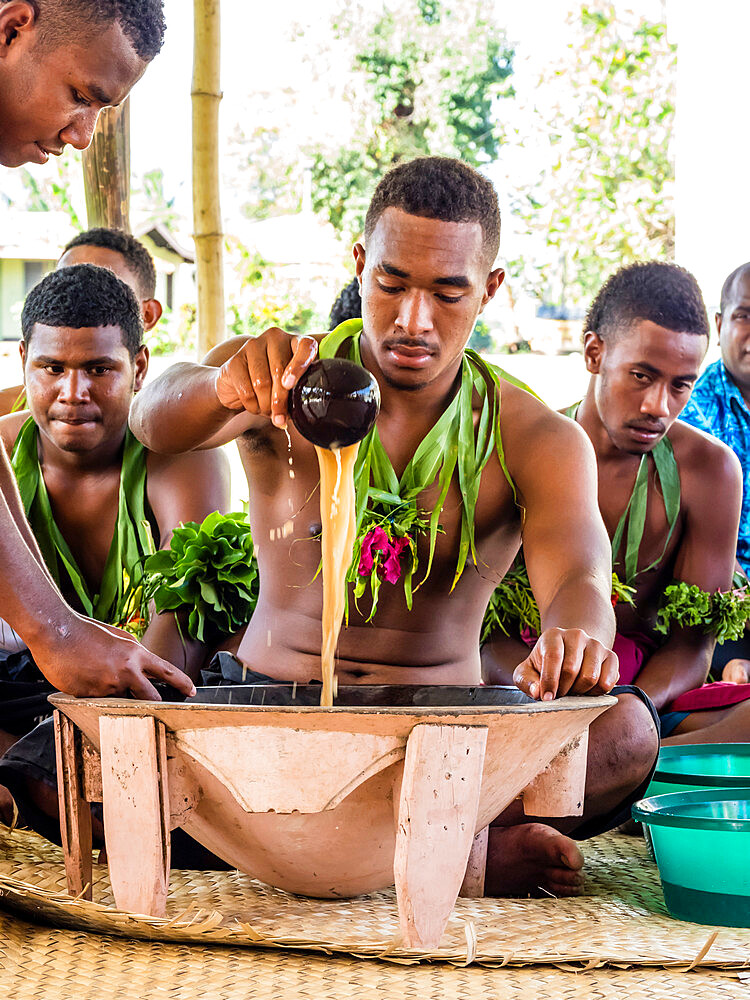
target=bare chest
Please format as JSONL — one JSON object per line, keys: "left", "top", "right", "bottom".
{"left": 597, "top": 457, "right": 683, "bottom": 594}
{"left": 43, "top": 469, "right": 120, "bottom": 589}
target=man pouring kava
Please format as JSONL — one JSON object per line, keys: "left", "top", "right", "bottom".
{"left": 133, "top": 157, "right": 659, "bottom": 897}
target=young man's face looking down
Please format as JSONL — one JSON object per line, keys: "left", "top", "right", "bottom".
{"left": 0, "top": 1, "right": 146, "bottom": 167}
{"left": 353, "top": 208, "right": 504, "bottom": 391}
{"left": 584, "top": 319, "right": 707, "bottom": 455}
{"left": 20, "top": 323, "right": 147, "bottom": 456}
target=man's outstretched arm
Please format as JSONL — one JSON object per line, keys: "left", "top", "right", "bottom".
{"left": 484, "top": 391, "right": 617, "bottom": 700}
{"left": 130, "top": 329, "right": 319, "bottom": 453}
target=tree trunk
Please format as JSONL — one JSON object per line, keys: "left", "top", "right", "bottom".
{"left": 192, "top": 0, "right": 225, "bottom": 357}
{"left": 82, "top": 100, "right": 131, "bottom": 231}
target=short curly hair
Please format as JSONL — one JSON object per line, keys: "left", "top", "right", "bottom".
{"left": 329, "top": 277, "right": 362, "bottom": 328}
{"left": 364, "top": 157, "right": 500, "bottom": 265}
{"left": 720, "top": 262, "right": 750, "bottom": 316}
{"left": 24, "top": 0, "right": 166, "bottom": 61}
{"left": 584, "top": 261, "right": 710, "bottom": 342}
{"left": 22, "top": 264, "right": 144, "bottom": 358}
{"left": 62, "top": 227, "right": 156, "bottom": 299}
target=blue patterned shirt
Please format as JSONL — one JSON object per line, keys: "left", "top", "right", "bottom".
{"left": 680, "top": 359, "right": 750, "bottom": 572}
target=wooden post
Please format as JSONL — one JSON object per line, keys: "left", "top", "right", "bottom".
{"left": 53, "top": 711, "right": 93, "bottom": 901}
{"left": 99, "top": 716, "right": 171, "bottom": 917}
{"left": 81, "top": 100, "right": 131, "bottom": 231}
{"left": 394, "top": 724, "right": 487, "bottom": 950}
{"left": 192, "top": 0, "right": 225, "bottom": 357}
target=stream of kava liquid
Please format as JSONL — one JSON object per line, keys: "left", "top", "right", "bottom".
{"left": 314, "top": 442, "right": 359, "bottom": 706}
{"left": 268, "top": 430, "right": 359, "bottom": 707}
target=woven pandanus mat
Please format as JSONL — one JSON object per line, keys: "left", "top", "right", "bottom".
{"left": 0, "top": 826, "right": 748, "bottom": 970}
{"left": 0, "top": 910, "right": 747, "bottom": 1000}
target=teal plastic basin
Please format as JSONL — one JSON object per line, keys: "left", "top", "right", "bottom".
{"left": 633, "top": 789, "right": 750, "bottom": 926}
{"left": 646, "top": 743, "right": 750, "bottom": 797}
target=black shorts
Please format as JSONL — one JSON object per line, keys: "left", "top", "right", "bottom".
{"left": 0, "top": 648, "right": 56, "bottom": 737}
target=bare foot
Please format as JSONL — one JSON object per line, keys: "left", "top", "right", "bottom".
{"left": 485, "top": 822, "right": 585, "bottom": 897}
{"left": 722, "top": 659, "right": 750, "bottom": 685}
{"left": 0, "top": 784, "right": 17, "bottom": 828}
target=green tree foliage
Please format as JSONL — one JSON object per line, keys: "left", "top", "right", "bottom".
{"left": 513, "top": 1, "right": 675, "bottom": 307}
{"left": 133, "top": 168, "right": 180, "bottom": 231}
{"left": 225, "top": 123, "right": 304, "bottom": 223}
{"left": 20, "top": 149, "right": 83, "bottom": 229}
{"left": 468, "top": 318, "right": 493, "bottom": 352}
{"left": 225, "top": 240, "right": 321, "bottom": 337}
{"left": 308, "top": 0, "right": 514, "bottom": 242}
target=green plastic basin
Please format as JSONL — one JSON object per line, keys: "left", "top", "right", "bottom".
{"left": 646, "top": 743, "right": 750, "bottom": 797}
{"left": 632, "top": 789, "right": 750, "bottom": 926}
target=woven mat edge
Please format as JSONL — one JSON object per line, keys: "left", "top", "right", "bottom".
{"left": 0, "top": 872, "right": 746, "bottom": 971}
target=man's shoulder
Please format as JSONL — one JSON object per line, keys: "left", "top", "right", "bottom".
{"left": 499, "top": 381, "right": 591, "bottom": 463}
{"left": 670, "top": 419, "right": 742, "bottom": 489}
{"left": 0, "top": 410, "right": 31, "bottom": 455}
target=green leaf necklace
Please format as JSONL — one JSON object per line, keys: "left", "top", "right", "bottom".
{"left": 565, "top": 402, "right": 681, "bottom": 584}
{"left": 11, "top": 416, "right": 154, "bottom": 626}
{"left": 319, "top": 319, "right": 529, "bottom": 617}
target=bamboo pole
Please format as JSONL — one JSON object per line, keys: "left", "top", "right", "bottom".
{"left": 192, "top": 0, "right": 225, "bottom": 357}
{"left": 82, "top": 100, "right": 131, "bottom": 231}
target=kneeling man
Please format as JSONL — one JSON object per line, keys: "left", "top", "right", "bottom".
{"left": 0, "top": 265, "right": 229, "bottom": 815}
{"left": 484, "top": 262, "right": 750, "bottom": 744}
{"left": 130, "top": 157, "right": 659, "bottom": 895}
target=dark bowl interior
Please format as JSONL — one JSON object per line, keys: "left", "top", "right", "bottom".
{"left": 186, "top": 684, "right": 536, "bottom": 708}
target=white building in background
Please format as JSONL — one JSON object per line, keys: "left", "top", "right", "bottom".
{"left": 0, "top": 208, "right": 194, "bottom": 342}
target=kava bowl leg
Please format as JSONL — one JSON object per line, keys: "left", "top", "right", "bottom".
{"left": 394, "top": 723, "right": 487, "bottom": 950}
{"left": 522, "top": 729, "right": 589, "bottom": 817}
{"left": 459, "top": 826, "right": 488, "bottom": 898}
{"left": 99, "top": 715, "right": 171, "bottom": 917}
{"left": 53, "top": 711, "right": 93, "bottom": 900}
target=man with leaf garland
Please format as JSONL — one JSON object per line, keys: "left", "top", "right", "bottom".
{"left": 484, "top": 261, "right": 750, "bottom": 745}
{"left": 0, "top": 264, "right": 231, "bottom": 829}
{"left": 131, "top": 157, "right": 659, "bottom": 897}
{"left": 0, "top": 226, "right": 167, "bottom": 417}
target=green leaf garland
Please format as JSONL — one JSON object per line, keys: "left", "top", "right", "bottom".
{"left": 319, "top": 320, "right": 535, "bottom": 615}
{"left": 481, "top": 559, "right": 635, "bottom": 643}
{"left": 564, "top": 402, "right": 681, "bottom": 585}
{"left": 11, "top": 417, "right": 154, "bottom": 629}
{"left": 655, "top": 581, "right": 750, "bottom": 644}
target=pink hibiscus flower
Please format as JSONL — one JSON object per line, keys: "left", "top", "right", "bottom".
{"left": 358, "top": 526, "right": 410, "bottom": 584}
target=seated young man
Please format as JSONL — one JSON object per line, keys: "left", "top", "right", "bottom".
{"left": 128, "top": 157, "right": 659, "bottom": 896}
{"left": 0, "top": 263, "right": 228, "bottom": 772}
{"left": 483, "top": 261, "right": 750, "bottom": 745}
{"left": 0, "top": 227, "right": 164, "bottom": 417}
